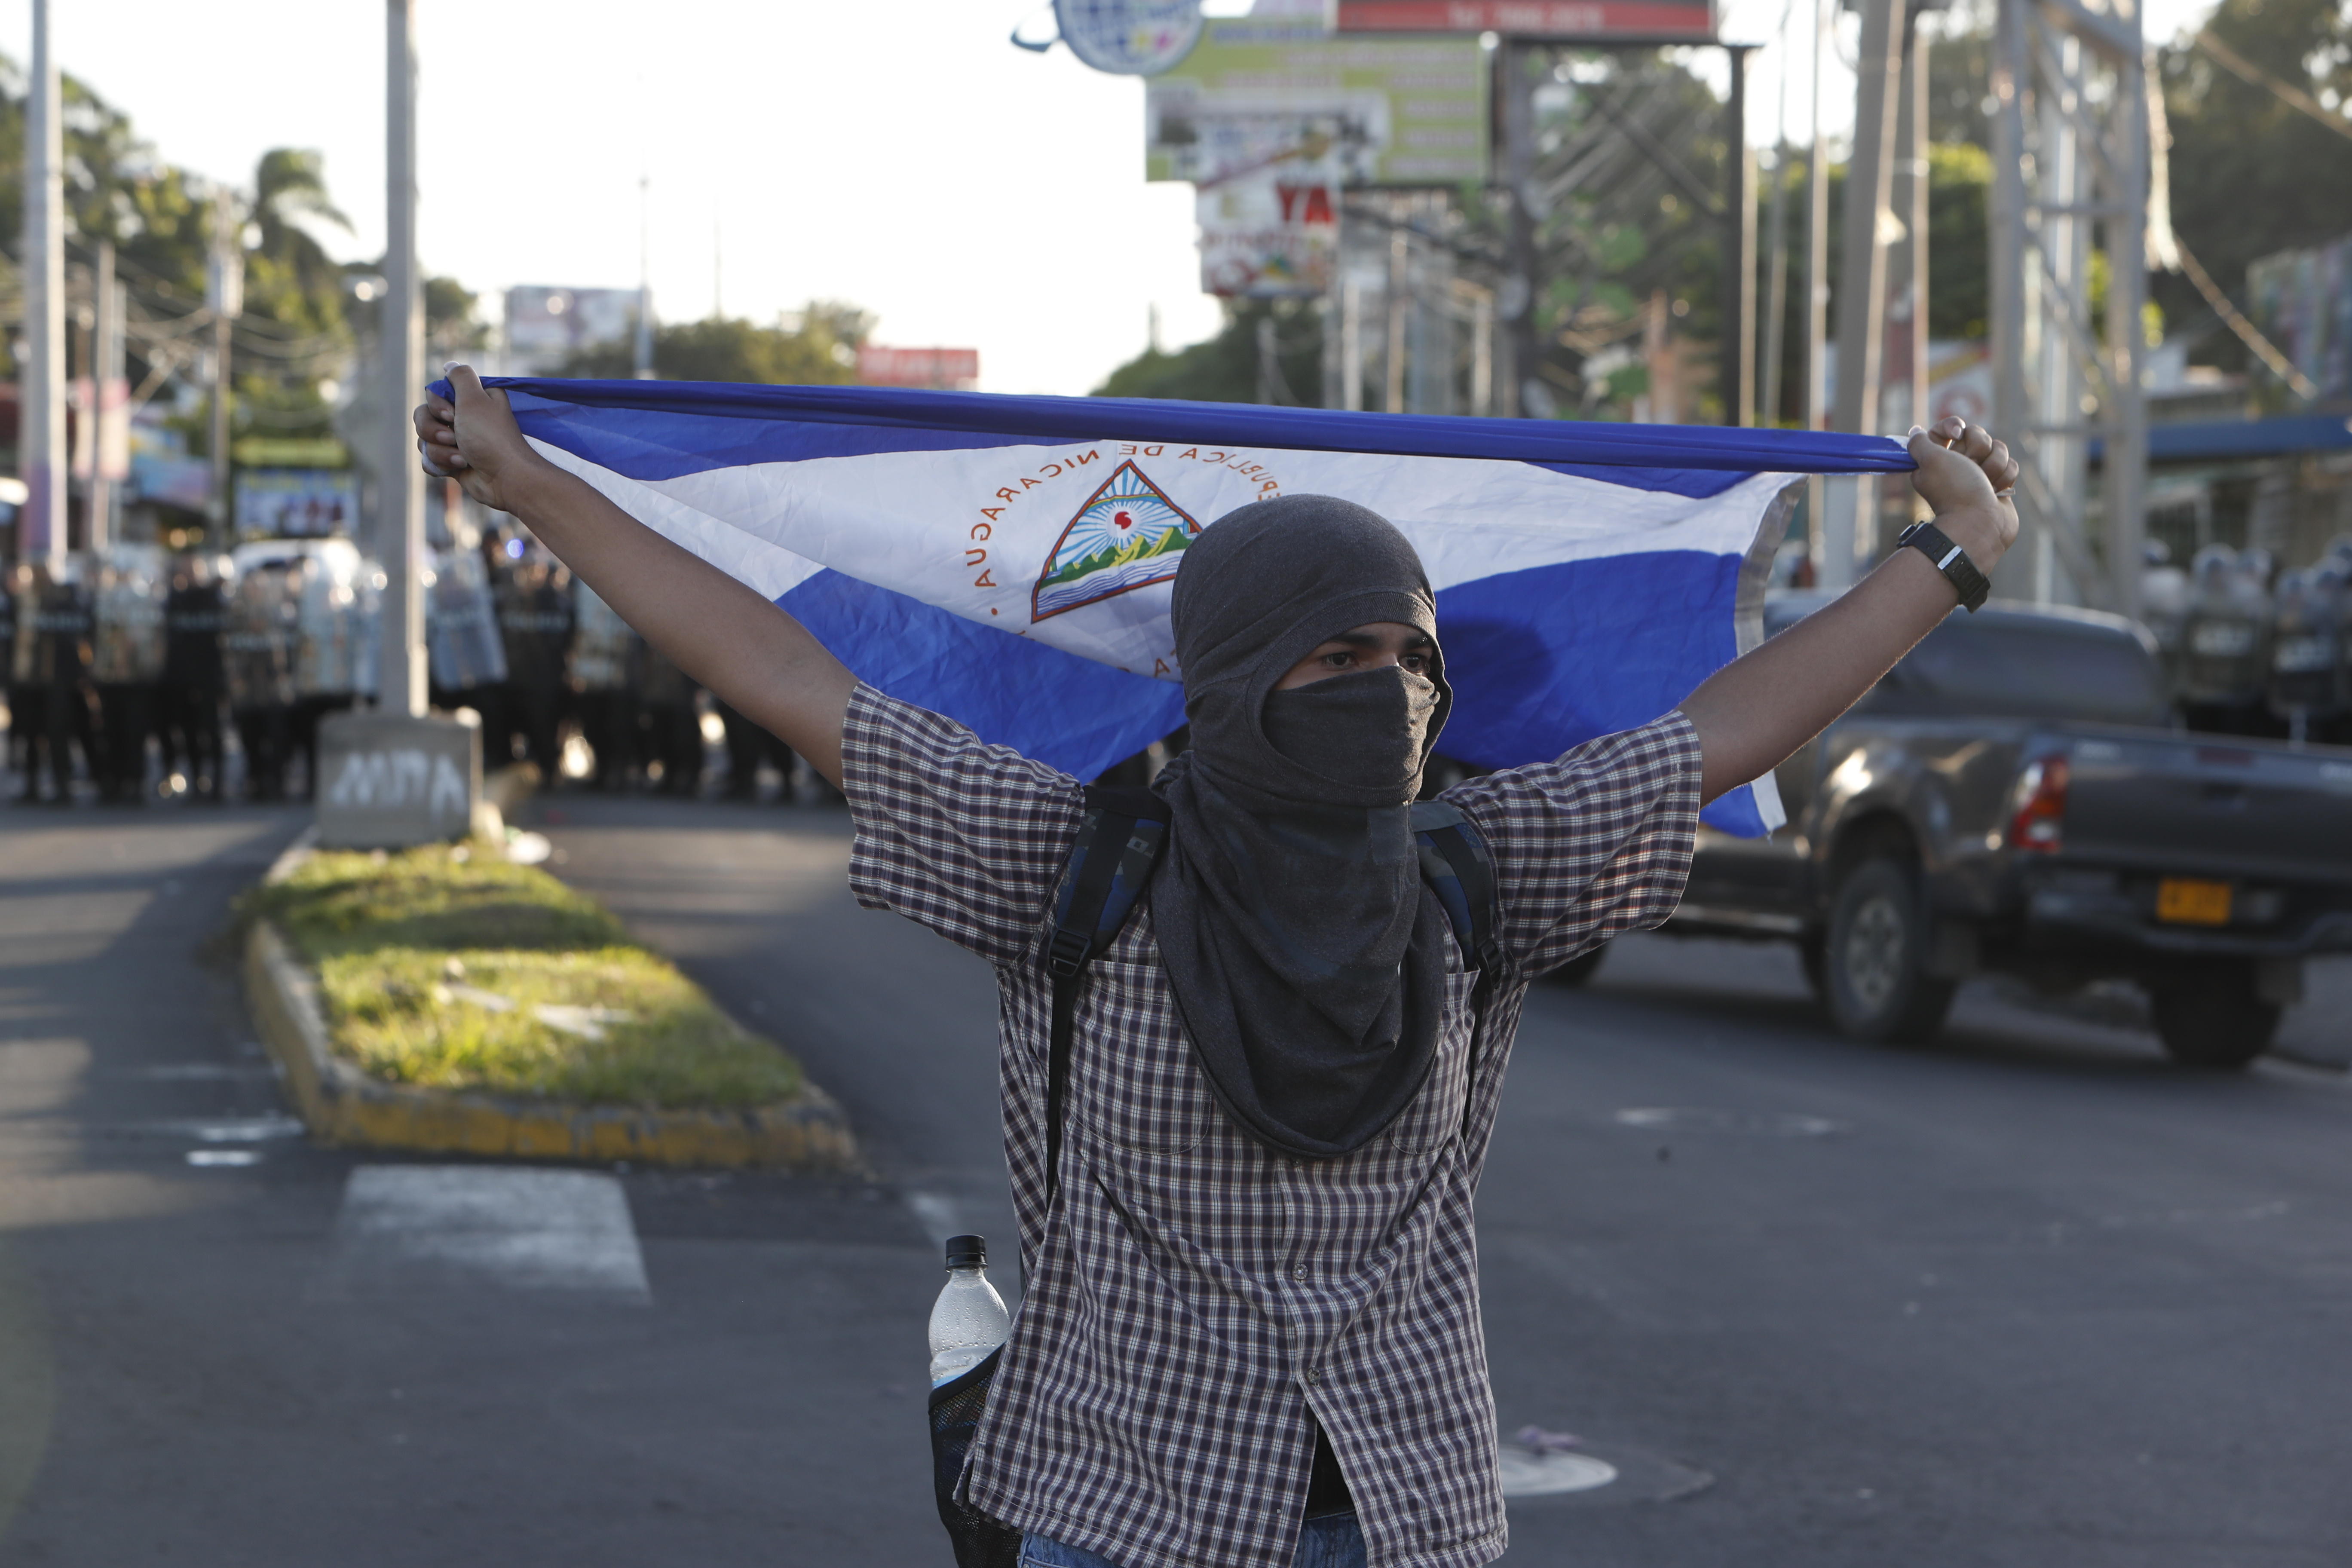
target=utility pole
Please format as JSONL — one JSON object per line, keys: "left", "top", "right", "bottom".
{"left": 1341, "top": 275, "right": 1364, "bottom": 412}
{"left": 381, "top": 0, "right": 426, "bottom": 717}
{"left": 22, "top": 0, "right": 65, "bottom": 570}
{"left": 1721, "top": 45, "right": 1756, "bottom": 427}
{"left": 1385, "top": 221, "right": 1409, "bottom": 414}
{"left": 1804, "top": 0, "right": 1832, "bottom": 573}
{"left": 1761, "top": 141, "right": 1792, "bottom": 426}
{"left": 88, "top": 240, "right": 120, "bottom": 551}
{"left": 1760, "top": 18, "right": 1795, "bottom": 430}
{"left": 1499, "top": 40, "right": 1537, "bottom": 417}
{"left": 1823, "top": 0, "right": 1904, "bottom": 588}
{"left": 207, "top": 190, "right": 243, "bottom": 539}
{"left": 1991, "top": 0, "right": 2147, "bottom": 611}
{"left": 1883, "top": 15, "right": 1931, "bottom": 517}
{"left": 634, "top": 175, "right": 656, "bottom": 379}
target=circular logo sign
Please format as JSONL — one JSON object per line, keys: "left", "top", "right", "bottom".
{"left": 1052, "top": 0, "right": 1204, "bottom": 77}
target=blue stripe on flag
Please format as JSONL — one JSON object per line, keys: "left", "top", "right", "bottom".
{"left": 778, "top": 570, "right": 1187, "bottom": 783}
{"left": 460, "top": 377, "right": 1913, "bottom": 488}
{"left": 783, "top": 554, "right": 1769, "bottom": 833}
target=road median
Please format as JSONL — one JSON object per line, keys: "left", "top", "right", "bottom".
{"left": 242, "top": 836, "right": 859, "bottom": 1171}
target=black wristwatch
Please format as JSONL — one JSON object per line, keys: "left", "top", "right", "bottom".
{"left": 1898, "top": 520, "right": 1991, "bottom": 612}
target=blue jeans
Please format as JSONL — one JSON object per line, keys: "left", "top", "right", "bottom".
{"left": 1020, "top": 1513, "right": 1366, "bottom": 1568}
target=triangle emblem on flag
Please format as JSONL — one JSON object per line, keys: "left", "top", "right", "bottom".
{"left": 1032, "top": 459, "right": 1203, "bottom": 622}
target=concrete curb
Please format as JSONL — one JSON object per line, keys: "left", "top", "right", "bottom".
{"left": 242, "top": 845, "right": 862, "bottom": 1172}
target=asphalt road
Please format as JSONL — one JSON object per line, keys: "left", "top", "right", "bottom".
{"left": 2, "top": 790, "right": 2349, "bottom": 1566}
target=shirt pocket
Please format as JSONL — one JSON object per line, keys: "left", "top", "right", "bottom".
{"left": 1073, "top": 956, "right": 1211, "bottom": 1155}
{"left": 1384, "top": 965, "right": 1480, "bottom": 1154}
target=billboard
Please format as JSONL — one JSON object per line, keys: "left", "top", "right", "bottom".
{"left": 236, "top": 469, "right": 359, "bottom": 540}
{"left": 857, "top": 346, "right": 982, "bottom": 389}
{"left": 1146, "top": 15, "right": 1488, "bottom": 187}
{"left": 503, "top": 286, "right": 643, "bottom": 377}
{"left": 1198, "top": 164, "right": 1341, "bottom": 297}
{"left": 2246, "top": 231, "right": 2352, "bottom": 404}
{"left": 1336, "top": 2, "right": 1717, "bottom": 40}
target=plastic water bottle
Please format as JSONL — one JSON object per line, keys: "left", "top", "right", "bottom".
{"left": 928, "top": 1234, "right": 1011, "bottom": 1387}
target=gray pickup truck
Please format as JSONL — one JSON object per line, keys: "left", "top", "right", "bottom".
{"left": 1653, "top": 591, "right": 2352, "bottom": 1068}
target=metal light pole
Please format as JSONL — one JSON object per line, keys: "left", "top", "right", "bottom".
{"left": 207, "top": 190, "right": 243, "bottom": 535}
{"left": 88, "top": 240, "right": 119, "bottom": 551}
{"left": 1804, "top": 0, "right": 1832, "bottom": 574}
{"left": 1990, "top": 0, "right": 2147, "bottom": 612}
{"left": 22, "top": 0, "right": 65, "bottom": 569}
{"left": 381, "top": 0, "right": 427, "bottom": 716}
{"left": 1721, "top": 45, "right": 1756, "bottom": 428}
{"left": 316, "top": 0, "right": 481, "bottom": 850}
{"left": 1823, "top": 0, "right": 1905, "bottom": 588}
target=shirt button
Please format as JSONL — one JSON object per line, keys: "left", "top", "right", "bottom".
{"left": 1291, "top": 1264, "right": 1308, "bottom": 1281}
{"left": 1302, "top": 1368, "right": 1320, "bottom": 1385}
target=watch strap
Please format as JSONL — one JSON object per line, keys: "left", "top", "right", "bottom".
{"left": 1899, "top": 520, "right": 1991, "bottom": 612}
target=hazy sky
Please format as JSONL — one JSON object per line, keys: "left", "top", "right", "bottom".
{"left": 0, "top": 0, "right": 2218, "bottom": 396}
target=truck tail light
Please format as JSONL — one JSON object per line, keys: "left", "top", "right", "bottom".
{"left": 2009, "top": 755, "right": 2070, "bottom": 853}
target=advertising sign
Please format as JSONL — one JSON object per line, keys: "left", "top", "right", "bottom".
{"left": 1053, "top": 0, "right": 1206, "bottom": 75}
{"left": 2247, "top": 231, "right": 2352, "bottom": 403}
{"left": 1336, "top": 1, "right": 1717, "bottom": 40}
{"left": 236, "top": 469, "right": 358, "bottom": 540}
{"left": 1199, "top": 164, "right": 1341, "bottom": 297}
{"left": 857, "top": 346, "right": 983, "bottom": 389}
{"left": 1146, "top": 15, "right": 1488, "bottom": 187}
{"left": 503, "top": 286, "right": 643, "bottom": 377}
{"left": 129, "top": 453, "right": 215, "bottom": 512}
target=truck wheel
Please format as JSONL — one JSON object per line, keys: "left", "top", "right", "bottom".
{"left": 1551, "top": 942, "right": 1608, "bottom": 987}
{"left": 1825, "top": 858, "right": 1956, "bottom": 1044}
{"left": 2149, "top": 968, "right": 2281, "bottom": 1070}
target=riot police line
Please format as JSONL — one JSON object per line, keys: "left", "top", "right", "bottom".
{"left": 2141, "top": 534, "right": 2352, "bottom": 743}
{"left": 4, "top": 532, "right": 825, "bottom": 806}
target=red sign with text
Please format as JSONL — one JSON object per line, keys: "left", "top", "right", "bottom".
{"left": 857, "top": 346, "right": 981, "bottom": 390}
{"left": 1336, "top": 1, "right": 1716, "bottom": 40}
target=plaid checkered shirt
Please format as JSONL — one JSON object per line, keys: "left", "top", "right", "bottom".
{"left": 843, "top": 684, "right": 1702, "bottom": 1568}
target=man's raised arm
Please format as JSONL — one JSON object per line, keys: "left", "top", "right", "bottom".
{"left": 1678, "top": 416, "right": 2022, "bottom": 805}
{"left": 413, "top": 365, "right": 857, "bottom": 785}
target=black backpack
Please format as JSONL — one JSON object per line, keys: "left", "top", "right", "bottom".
{"left": 928, "top": 783, "right": 1506, "bottom": 1568}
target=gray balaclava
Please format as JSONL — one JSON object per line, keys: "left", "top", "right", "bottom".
{"left": 1150, "top": 494, "right": 1454, "bottom": 1160}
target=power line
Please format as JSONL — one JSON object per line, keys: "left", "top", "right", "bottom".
{"left": 2168, "top": 232, "right": 2318, "bottom": 400}
{"left": 2193, "top": 31, "right": 2352, "bottom": 144}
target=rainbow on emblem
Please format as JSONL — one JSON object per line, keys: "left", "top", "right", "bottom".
{"left": 1032, "top": 461, "right": 1202, "bottom": 621}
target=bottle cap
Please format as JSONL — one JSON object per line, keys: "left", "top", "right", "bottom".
{"left": 944, "top": 1234, "right": 987, "bottom": 1270}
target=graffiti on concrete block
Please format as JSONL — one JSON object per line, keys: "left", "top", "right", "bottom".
{"left": 326, "top": 749, "right": 471, "bottom": 824}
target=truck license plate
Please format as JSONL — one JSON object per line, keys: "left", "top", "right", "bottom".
{"left": 2157, "top": 878, "right": 2233, "bottom": 925}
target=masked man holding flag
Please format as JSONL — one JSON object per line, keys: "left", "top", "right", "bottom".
{"left": 418, "top": 370, "right": 2017, "bottom": 1568}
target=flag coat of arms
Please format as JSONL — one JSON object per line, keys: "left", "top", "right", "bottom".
{"left": 459, "top": 378, "right": 1914, "bottom": 836}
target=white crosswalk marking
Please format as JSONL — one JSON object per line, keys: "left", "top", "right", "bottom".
{"left": 329, "top": 1166, "right": 650, "bottom": 1300}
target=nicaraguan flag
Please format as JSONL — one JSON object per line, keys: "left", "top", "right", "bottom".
{"left": 453, "top": 378, "right": 1913, "bottom": 836}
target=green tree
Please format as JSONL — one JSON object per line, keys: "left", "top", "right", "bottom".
{"left": 2157, "top": 0, "right": 2352, "bottom": 369}
{"left": 560, "top": 303, "right": 870, "bottom": 384}
{"left": 1092, "top": 298, "right": 1323, "bottom": 404}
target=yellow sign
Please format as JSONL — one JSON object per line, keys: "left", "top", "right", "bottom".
{"left": 233, "top": 437, "right": 348, "bottom": 468}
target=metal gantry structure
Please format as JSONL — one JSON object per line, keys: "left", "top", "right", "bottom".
{"left": 1990, "top": 0, "right": 2150, "bottom": 615}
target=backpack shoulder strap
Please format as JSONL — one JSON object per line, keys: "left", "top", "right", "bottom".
{"left": 1042, "top": 784, "right": 1170, "bottom": 1199}
{"left": 1410, "top": 799, "right": 1502, "bottom": 975}
{"left": 1409, "top": 799, "right": 1512, "bottom": 1145}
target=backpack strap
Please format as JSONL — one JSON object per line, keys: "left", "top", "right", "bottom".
{"left": 1409, "top": 799, "right": 1511, "bottom": 1142}
{"left": 1043, "top": 784, "right": 1170, "bottom": 1200}
{"left": 1410, "top": 800, "right": 1502, "bottom": 974}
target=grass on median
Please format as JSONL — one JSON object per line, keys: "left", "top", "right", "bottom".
{"left": 242, "top": 844, "right": 802, "bottom": 1110}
